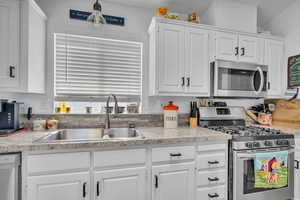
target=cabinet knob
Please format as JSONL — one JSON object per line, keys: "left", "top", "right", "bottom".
{"left": 235, "top": 47, "right": 239, "bottom": 56}
{"left": 181, "top": 77, "right": 185, "bottom": 86}
{"left": 186, "top": 77, "right": 190, "bottom": 87}
{"left": 83, "top": 182, "right": 87, "bottom": 198}
{"left": 96, "top": 181, "right": 100, "bottom": 197}
{"left": 208, "top": 177, "right": 219, "bottom": 182}
{"left": 208, "top": 193, "right": 219, "bottom": 198}
{"left": 154, "top": 175, "right": 159, "bottom": 188}
{"left": 295, "top": 160, "right": 300, "bottom": 169}
{"left": 241, "top": 47, "right": 245, "bottom": 56}
{"left": 9, "top": 66, "right": 15, "bottom": 78}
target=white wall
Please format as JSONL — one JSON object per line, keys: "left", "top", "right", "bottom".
{"left": 265, "top": 0, "right": 300, "bottom": 93}
{"left": 0, "top": 0, "right": 261, "bottom": 114}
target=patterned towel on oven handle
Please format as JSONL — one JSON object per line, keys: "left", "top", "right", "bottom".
{"left": 254, "top": 151, "right": 289, "bottom": 188}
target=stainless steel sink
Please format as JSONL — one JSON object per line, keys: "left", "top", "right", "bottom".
{"left": 34, "top": 128, "right": 144, "bottom": 143}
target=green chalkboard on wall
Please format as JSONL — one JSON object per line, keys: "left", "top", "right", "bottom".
{"left": 288, "top": 54, "right": 300, "bottom": 87}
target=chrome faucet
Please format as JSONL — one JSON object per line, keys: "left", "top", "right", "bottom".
{"left": 105, "top": 94, "right": 119, "bottom": 129}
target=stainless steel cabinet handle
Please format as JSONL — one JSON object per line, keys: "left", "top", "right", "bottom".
{"left": 9, "top": 66, "right": 15, "bottom": 78}
{"left": 186, "top": 77, "right": 190, "bottom": 87}
{"left": 96, "top": 181, "right": 100, "bottom": 197}
{"left": 295, "top": 160, "right": 300, "bottom": 169}
{"left": 181, "top": 77, "right": 185, "bottom": 86}
{"left": 208, "top": 177, "right": 219, "bottom": 182}
{"left": 83, "top": 182, "right": 87, "bottom": 198}
{"left": 241, "top": 47, "right": 245, "bottom": 56}
{"left": 208, "top": 193, "right": 219, "bottom": 198}
{"left": 235, "top": 47, "right": 239, "bottom": 56}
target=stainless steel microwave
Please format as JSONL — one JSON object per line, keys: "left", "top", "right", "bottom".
{"left": 211, "top": 60, "right": 268, "bottom": 98}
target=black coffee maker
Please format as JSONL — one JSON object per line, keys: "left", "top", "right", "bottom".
{"left": 0, "top": 100, "right": 20, "bottom": 134}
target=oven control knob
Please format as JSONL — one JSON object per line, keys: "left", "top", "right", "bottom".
{"left": 253, "top": 142, "right": 260, "bottom": 148}
{"left": 245, "top": 142, "right": 253, "bottom": 148}
{"left": 264, "top": 141, "right": 273, "bottom": 147}
{"left": 276, "top": 140, "right": 289, "bottom": 146}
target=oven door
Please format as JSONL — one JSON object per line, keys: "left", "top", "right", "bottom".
{"left": 233, "top": 148, "right": 294, "bottom": 200}
{"left": 213, "top": 60, "right": 268, "bottom": 98}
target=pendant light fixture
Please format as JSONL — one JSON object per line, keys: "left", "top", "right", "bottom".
{"left": 87, "top": 0, "right": 106, "bottom": 25}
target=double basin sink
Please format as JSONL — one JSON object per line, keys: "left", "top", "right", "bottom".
{"left": 35, "top": 128, "right": 145, "bottom": 143}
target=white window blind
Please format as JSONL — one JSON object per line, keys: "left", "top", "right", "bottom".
{"left": 54, "top": 33, "right": 142, "bottom": 101}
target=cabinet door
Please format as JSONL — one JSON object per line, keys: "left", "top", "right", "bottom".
{"left": 185, "top": 28, "right": 210, "bottom": 96}
{"left": 295, "top": 152, "right": 300, "bottom": 200}
{"left": 158, "top": 23, "right": 185, "bottom": 93}
{"left": 27, "top": 172, "right": 90, "bottom": 200}
{"left": 152, "top": 162, "right": 195, "bottom": 200}
{"left": 94, "top": 167, "right": 146, "bottom": 200}
{"left": 265, "top": 40, "right": 284, "bottom": 97}
{"left": 0, "top": 0, "right": 20, "bottom": 89}
{"left": 238, "top": 35, "right": 262, "bottom": 64}
{"left": 215, "top": 32, "right": 238, "bottom": 62}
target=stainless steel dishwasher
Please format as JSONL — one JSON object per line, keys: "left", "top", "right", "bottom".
{"left": 0, "top": 154, "right": 21, "bottom": 200}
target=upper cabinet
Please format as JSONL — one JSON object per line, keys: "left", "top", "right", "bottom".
{"left": 0, "top": 0, "right": 20, "bottom": 90}
{"left": 215, "top": 32, "right": 238, "bottom": 62}
{"left": 156, "top": 23, "right": 185, "bottom": 94}
{"left": 149, "top": 21, "right": 211, "bottom": 97}
{"left": 215, "top": 31, "right": 262, "bottom": 64}
{"left": 148, "top": 17, "right": 285, "bottom": 98}
{"left": 264, "top": 39, "right": 285, "bottom": 97}
{"left": 0, "top": 0, "right": 46, "bottom": 94}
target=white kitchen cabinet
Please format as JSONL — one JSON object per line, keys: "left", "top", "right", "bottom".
{"left": 152, "top": 162, "right": 195, "bottom": 200}
{"left": 27, "top": 172, "right": 90, "bottom": 200}
{"left": 238, "top": 35, "right": 262, "bottom": 64}
{"left": 265, "top": 39, "right": 284, "bottom": 97}
{"left": 149, "top": 21, "right": 210, "bottom": 96}
{"left": 157, "top": 23, "right": 185, "bottom": 94}
{"left": 0, "top": 0, "right": 20, "bottom": 90}
{"left": 185, "top": 27, "right": 210, "bottom": 96}
{"left": 215, "top": 32, "right": 262, "bottom": 64}
{"left": 20, "top": 0, "right": 47, "bottom": 93}
{"left": 0, "top": 0, "right": 46, "bottom": 93}
{"left": 94, "top": 167, "right": 146, "bottom": 200}
{"left": 215, "top": 32, "right": 238, "bottom": 62}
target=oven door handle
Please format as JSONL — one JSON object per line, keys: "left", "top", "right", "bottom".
{"left": 254, "top": 67, "right": 264, "bottom": 95}
{"left": 237, "top": 149, "right": 294, "bottom": 159}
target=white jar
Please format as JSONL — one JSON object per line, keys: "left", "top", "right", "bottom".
{"left": 163, "top": 101, "right": 179, "bottom": 129}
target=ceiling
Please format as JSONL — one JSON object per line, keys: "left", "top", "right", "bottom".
{"left": 103, "top": 0, "right": 296, "bottom": 27}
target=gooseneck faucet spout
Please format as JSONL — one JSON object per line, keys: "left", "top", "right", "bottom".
{"left": 105, "top": 94, "right": 119, "bottom": 129}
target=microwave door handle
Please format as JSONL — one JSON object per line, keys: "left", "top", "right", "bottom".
{"left": 254, "top": 67, "right": 264, "bottom": 95}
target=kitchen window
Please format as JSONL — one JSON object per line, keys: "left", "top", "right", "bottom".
{"left": 54, "top": 33, "right": 142, "bottom": 113}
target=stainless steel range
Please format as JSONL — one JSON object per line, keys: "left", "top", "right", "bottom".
{"left": 199, "top": 107, "right": 295, "bottom": 200}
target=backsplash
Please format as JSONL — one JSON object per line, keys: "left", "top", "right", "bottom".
{"left": 21, "top": 114, "right": 189, "bottom": 130}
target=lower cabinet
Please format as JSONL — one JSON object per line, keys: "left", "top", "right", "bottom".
{"left": 94, "top": 167, "right": 146, "bottom": 200}
{"left": 152, "top": 162, "right": 195, "bottom": 200}
{"left": 27, "top": 172, "right": 90, "bottom": 200}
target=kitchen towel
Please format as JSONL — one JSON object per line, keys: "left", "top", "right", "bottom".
{"left": 254, "top": 151, "right": 289, "bottom": 188}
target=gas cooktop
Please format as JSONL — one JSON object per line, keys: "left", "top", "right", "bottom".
{"left": 208, "top": 125, "right": 294, "bottom": 141}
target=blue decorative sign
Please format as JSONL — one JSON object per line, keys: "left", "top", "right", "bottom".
{"left": 69, "top": 9, "right": 125, "bottom": 26}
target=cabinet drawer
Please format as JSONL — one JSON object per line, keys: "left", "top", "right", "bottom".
{"left": 197, "top": 169, "right": 226, "bottom": 187}
{"left": 197, "top": 152, "right": 226, "bottom": 170}
{"left": 198, "top": 144, "right": 226, "bottom": 152}
{"left": 197, "top": 185, "right": 225, "bottom": 200}
{"left": 94, "top": 149, "right": 146, "bottom": 168}
{"left": 152, "top": 146, "right": 195, "bottom": 163}
{"left": 27, "top": 152, "right": 90, "bottom": 174}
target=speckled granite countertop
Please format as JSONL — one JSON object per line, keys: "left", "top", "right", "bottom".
{"left": 0, "top": 127, "right": 231, "bottom": 153}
